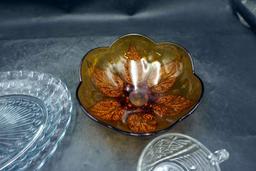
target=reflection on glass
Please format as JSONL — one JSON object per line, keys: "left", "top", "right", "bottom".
{"left": 77, "top": 34, "right": 203, "bottom": 135}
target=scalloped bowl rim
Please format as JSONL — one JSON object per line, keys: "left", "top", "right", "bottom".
{"left": 77, "top": 34, "right": 204, "bottom": 137}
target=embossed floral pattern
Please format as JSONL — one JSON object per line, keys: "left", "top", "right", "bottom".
{"left": 77, "top": 34, "right": 203, "bottom": 135}
{"left": 89, "top": 46, "right": 193, "bottom": 133}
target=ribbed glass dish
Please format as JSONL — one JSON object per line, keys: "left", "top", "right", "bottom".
{"left": 0, "top": 71, "right": 72, "bottom": 171}
{"left": 137, "top": 133, "right": 229, "bottom": 171}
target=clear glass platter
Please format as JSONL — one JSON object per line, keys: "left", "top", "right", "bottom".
{"left": 0, "top": 71, "right": 72, "bottom": 171}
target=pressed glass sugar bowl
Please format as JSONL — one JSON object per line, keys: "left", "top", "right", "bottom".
{"left": 137, "top": 133, "right": 229, "bottom": 171}
{"left": 0, "top": 71, "right": 72, "bottom": 170}
{"left": 77, "top": 34, "right": 203, "bottom": 136}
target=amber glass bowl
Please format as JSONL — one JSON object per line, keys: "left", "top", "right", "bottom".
{"left": 77, "top": 34, "right": 203, "bottom": 136}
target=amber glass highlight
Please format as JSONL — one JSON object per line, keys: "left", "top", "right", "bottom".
{"left": 77, "top": 34, "right": 203, "bottom": 135}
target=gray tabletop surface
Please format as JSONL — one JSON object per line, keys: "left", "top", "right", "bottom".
{"left": 0, "top": 0, "right": 256, "bottom": 170}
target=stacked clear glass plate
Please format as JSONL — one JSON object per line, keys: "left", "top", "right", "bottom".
{"left": 0, "top": 71, "right": 72, "bottom": 170}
